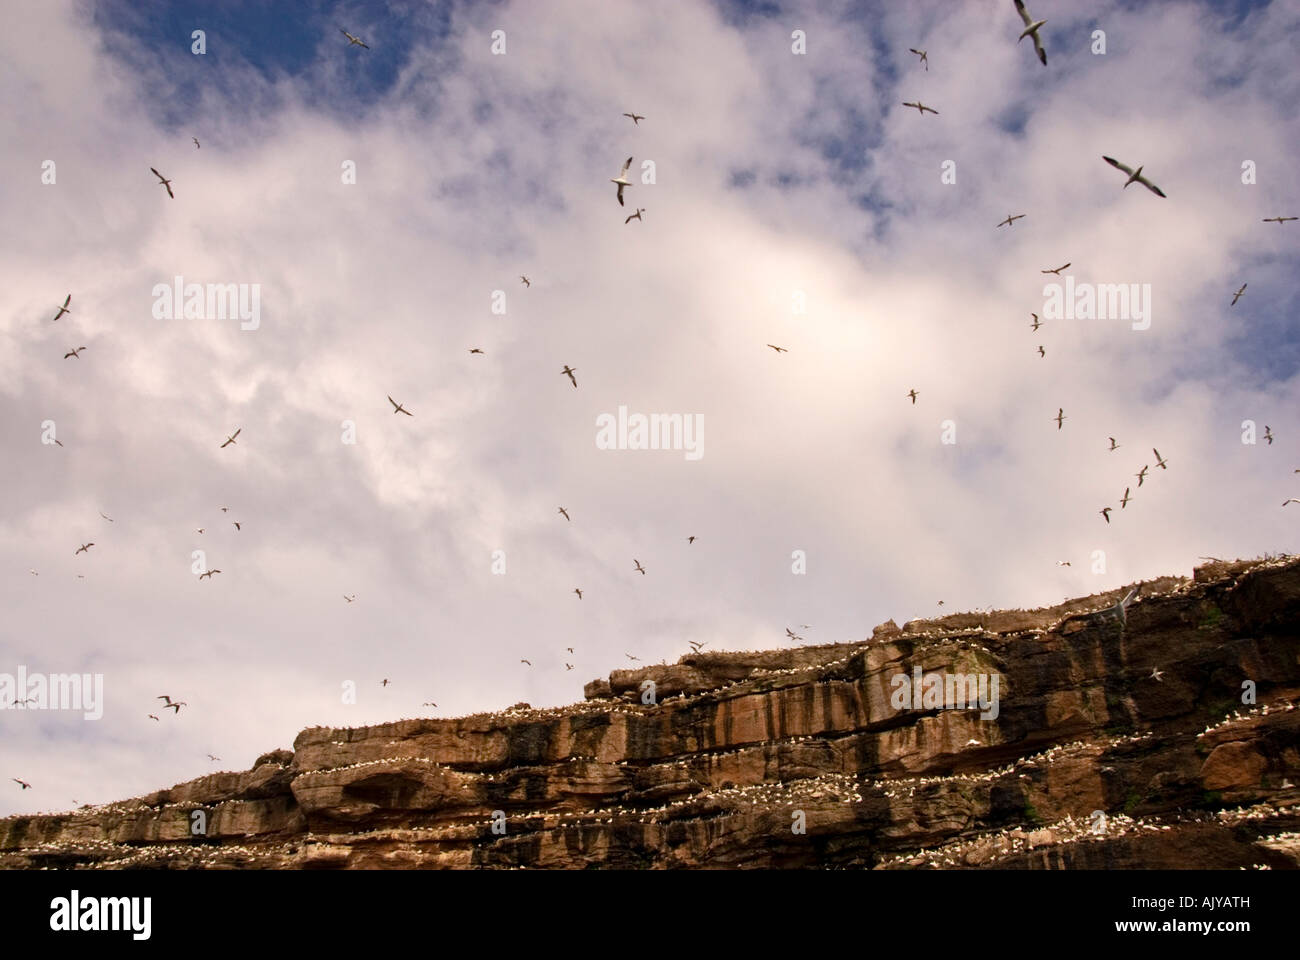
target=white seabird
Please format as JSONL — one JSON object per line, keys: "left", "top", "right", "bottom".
{"left": 1102, "top": 156, "right": 1167, "bottom": 198}
{"left": 611, "top": 157, "right": 633, "bottom": 206}
{"left": 1014, "top": 0, "right": 1047, "bottom": 65}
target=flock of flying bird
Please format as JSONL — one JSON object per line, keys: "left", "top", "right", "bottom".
{"left": 14, "top": 8, "right": 1297, "bottom": 797}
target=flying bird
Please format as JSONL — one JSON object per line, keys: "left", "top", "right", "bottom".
{"left": 1100, "top": 507, "right": 1111, "bottom": 523}
{"left": 469, "top": 348, "right": 484, "bottom": 354}
{"left": 1056, "top": 560, "right": 1071, "bottom": 567}
{"left": 901, "top": 101, "right": 938, "bottom": 116}
{"left": 381, "top": 679, "right": 390, "bottom": 686}
{"left": 997, "top": 214, "right": 1026, "bottom": 227}
{"left": 687, "top": 536, "right": 695, "bottom": 544}
{"left": 233, "top": 522, "right": 240, "bottom": 530}
{"left": 766, "top": 344, "right": 788, "bottom": 353}
{"left": 520, "top": 276, "right": 530, "bottom": 287}
{"left": 1014, "top": 0, "right": 1048, "bottom": 65}
{"left": 688, "top": 641, "right": 708, "bottom": 653}
{"left": 1135, "top": 465, "right": 1149, "bottom": 487}
{"left": 1037, "top": 345, "right": 1045, "bottom": 358}
{"left": 1264, "top": 426, "right": 1274, "bottom": 445}
{"left": 220, "top": 428, "right": 241, "bottom": 448}
{"left": 785, "top": 627, "right": 802, "bottom": 641}
{"left": 1283, "top": 499, "right": 1300, "bottom": 506}
{"left": 908, "top": 48, "right": 928, "bottom": 70}
{"left": 1262, "top": 216, "right": 1297, "bottom": 225}
{"left": 63, "top": 346, "right": 86, "bottom": 359}
{"left": 574, "top": 588, "right": 582, "bottom": 599}
{"left": 1041, "top": 262, "right": 1071, "bottom": 275}
{"left": 1053, "top": 408, "right": 1066, "bottom": 429}
{"left": 565, "top": 663, "right": 573, "bottom": 670}
{"left": 198, "top": 569, "right": 220, "bottom": 579}
{"left": 148, "top": 714, "right": 160, "bottom": 721}
{"left": 150, "top": 167, "right": 174, "bottom": 199}
{"left": 520, "top": 659, "right": 531, "bottom": 666}
{"left": 1149, "top": 667, "right": 1164, "bottom": 682}
{"left": 206, "top": 755, "right": 220, "bottom": 762}
{"left": 340, "top": 28, "right": 369, "bottom": 48}
{"left": 344, "top": 595, "right": 355, "bottom": 603}
{"left": 1102, "top": 156, "right": 1166, "bottom": 198}
{"left": 633, "top": 559, "right": 646, "bottom": 575}
{"left": 192, "top": 137, "right": 200, "bottom": 149}
{"left": 622, "top": 112, "right": 645, "bottom": 124}
{"left": 196, "top": 528, "right": 204, "bottom": 534}
{"left": 558, "top": 507, "right": 570, "bottom": 521}
{"left": 1030, "top": 314, "right": 1042, "bottom": 331}
{"left": 99, "top": 512, "right": 113, "bottom": 522}
{"left": 163, "top": 701, "right": 186, "bottom": 713}
{"left": 52, "top": 294, "right": 71, "bottom": 321}
{"left": 625, "top": 208, "right": 645, "bottom": 224}
{"left": 907, "top": 389, "right": 919, "bottom": 404}
{"left": 566, "top": 648, "right": 573, "bottom": 654}
{"left": 1121, "top": 487, "right": 1132, "bottom": 508}
{"left": 1108, "top": 437, "right": 1120, "bottom": 451}
{"left": 561, "top": 365, "right": 578, "bottom": 388}
{"left": 12, "top": 779, "right": 30, "bottom": 790}
{"left": 611, "top": 156, "right": 633, "bottom": 206}
{"left": 626, "top": 654, "right": 639, "bottom": 661}
{"left": 422, "top": 701, "right": 438, "bottom": 707}
{"left": 75, "top": 543, "right": 94, "bottom": 555}
{"left": 387, "top": 396, "right": 413, "bottom": 416}
{"left": 1231, "top": 283, "right": 1247, "bottom": 306}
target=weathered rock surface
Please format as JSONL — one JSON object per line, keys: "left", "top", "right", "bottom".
{"left": 4, "top": 556, "right": 1299, "bottom": 869}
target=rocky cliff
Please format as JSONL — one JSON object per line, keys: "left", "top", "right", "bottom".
{"left": 4, "top": 556, "right": 1299, "bottom": 869}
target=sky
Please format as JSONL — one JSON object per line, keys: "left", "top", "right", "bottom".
{"left": 1, "top": 0, "right": 1297, "bottom": 816}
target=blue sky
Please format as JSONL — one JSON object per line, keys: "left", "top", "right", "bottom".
{"left": 2, "top": 0, "right": 1298, "bottom": 816}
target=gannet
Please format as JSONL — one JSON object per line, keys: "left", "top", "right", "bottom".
{"left": 1231, "top": 283, "right": 1247, "bottom": 306}
{"left": 907, "top": 389, "right": 919, "bottom": 404}
{"left": 1120, "top": 487, "right": 1132, "bottom": 508}
{"left": 1262, "top": 216, "right": 1297, "bottom": 224}
{"left": 633, "top": 559, "right": 646, "bottom": 575}
{"left": 1108, "top": 437, "right": 1119, "bottom": 451}
{"left": 193, "top": 137, "right": 200, "bottom": 149}
{"left": 198, "top": 569, "right": 221, "bottom": 579}
{"left": 1041, "top": 262, "right": 1071, "bottom": 275}
{"left": 520, "top": 276, "right": 530, "bottom": 287}
{"left": 1102, "top": 156, "right": 1166, "bottom": 198}
{"left": 558, "top": 507, "right": 570, "bottom": 521}
{"left": 63, "top": 347, "right": 86, "bottom": 359}
{"left": 1053, "top": 408, "right": 1066, "bottom": 429}
{"left": 1149, "top": 667, "right": 1163, "bottom": 682}
{"left": 1135, "top": 465, "right": 1148, "bottom": 487}
{"left": 12, "top": 779, "right": 31, "bottom": 790}
{"left": 625, "top": 208, "right": 644, "bottom": 224}
{"left": 220, "top": 428, "right": 240, "bottom": 448}
{"left": 1152, "top": 448, "right": 1167, "bottom": 469}
{"left": 75, "top": 543, "right": 94, "bottom": 555}
{"left": 340, "top": 28, "right": 369, "bottom": 48}
{"left": 1030, "top": 314, "right": 1042, "bottom": 331}
{"left": 52, "top": 294, "right": 71, "bottom": 321}
{"left": 908, "top": 48, "right": 928, "bottom": 70}
{"left": 469, "top": 348, "right": 484, "bottom": 354}
{"left": 1100, "top": 507, "right": 1111, "bottom": 523}
{"left": 561, "top": 365, "right": 578, "bottom": 388}
{"left": 1014, "top": 0, "right": 1047, "bottom": 65}
{"left": 622, "top": 113, "right": 645, "bottom": 125}
{"left": 901, "top": 101, "right": 938, "bottom": 116}
{"left": 687, "top": 536, "right": 695, "bottom": 544}
{"left": 611, "top": 156, "right": 633, "bottom": 206}
{"left": 1283, "top": 499, "right": 1300, "bottom": 506}
{"left": 1037, "top": 345, "right": 1045, "bottom": 357}
{"left": 150, "top": 167, "right": 174, "bottom": 199}
{"left": 387, "top": 396, "right": 413, "bottom": 416}
{"left": 997, "top": 214, "right": 1025, "bottom": 227}
{"left": 766, "top": 344, "right": 787, "bottom": 353}
{"left": 1264, "top": 426, "right": 1274, "bottom": 445}
{"left": 574, "top": 588, "right": 582, "bottom": 599}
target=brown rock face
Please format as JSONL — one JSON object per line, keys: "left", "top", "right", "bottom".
{"left": 4, "top": 556, "right": 1300, "bottom": 869}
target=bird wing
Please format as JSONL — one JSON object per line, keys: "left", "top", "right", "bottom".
{"left": 1102, "top": 156, "right": 1135, "bottom": 177}
{"left": 165, "top": 182, "right": 174, "bottom": 198}
{"left": 151, "top": 167, "right": 163, "bottom": 180}
{"left": 619, "top": 156, "right": 633, "bottom": 177}
{"left": 1032, "top": 32, "right": 1046, "bottom": 64}
{"left": 616, "top": 183, "right": 625, "bottom": 206}
{"left": 1136, "top": 175, "right": 1166, "bottom": 198}
{"left": 388, "top": 395, "right": 398, "bottom": 410}
{"left": 1014, "top": 0, "right": 1033, "bottom": 28}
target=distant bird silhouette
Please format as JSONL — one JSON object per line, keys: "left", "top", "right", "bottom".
{"left": 1135, "top": 465, "right": 1149, "bottom": 487}
{"left": 150, "top": 167, "right": 174, "bottom": 199}
{"left": 163, "top": 700, "right": 186, "bottom": 713}
{"left": 566, "top": 647, "right": 573, "bottom": 653}
{"left": 1056, "top": 560, "right": 1071, "bottom": 567}
{"left": 633, "top": 559, "right": 646, "bottom": 575}
{"left": 907, "top": 389, "right": 919, "bottom": 404}
{"left": 520, "top": 659, "right": 531, "bottom": 666}
{"left": 196, "top": 528, "right": 204, "bottom": 534}
{"left": 1262, "top": 216, "right": 1297, "bottom": 225}
{"left": 558, "top": 507, "right": 570, "bottom": 521}
{"left": 565, "top": 663, "right": 573, "bottom": 670}
{"left": 232, "top": 522, "right": 241, "bottom": 531}
{"left": 1120, "top": 487, "right": 1132, "bottom": 508}
{"left": 12, "top": 779, "right": 30, "bottom": 790}
{"left": 99, "top": 512, "right": 113, "bottom": 522}
{"left": 1041, "top": 262, "right": 1071, "bottom": 275}
{"left": 63, "top": 346, "right": 86, "bottom": 359}
{"left": 908, "top": 48, "right": 928, "bottom": 70}
{"left": 1053, "top": 408, "right": 1066, "bottom": 429}
{"left": 1153, "top": 448, "right": 1168, "bottom": 469}
{"left": 207, "top": 754, "right": 220, "bottom": 762}
{"left": 622, "top": 112, "right": 645, "bottom": 124}
{"left": 1037, "top": 345, "right": 1045, "bottom": 357}
{"left": 626, "top": 654, "right": 639, "bottom": 661}
{"left": 689, "top": 641, "right": 708, "bottom": 653}
{"left": 1264, "top": 426, "right": 1274, "bottom": 445}
{"left": 340, "top": 28, "right": 369, "bottom": 48}
{"left": 766, "top": 344, "right": 787, "bottom": 353}
{"left": 220, "top": 428, "right": 240, "bottom": 448}
{"left": 387, "top": 396, "right": 413, "bottom": 416}
{"left": 343, "top": 595, "right": 355, "bottom": 603}
{"left": 1149, "top": 667, "right": 1164, "bottom": 682}
{"left": 469, "top": 348, "right": 484, "bottom": 354}
{"left": 561, "top": 365, "right": 578, "bottom": 388}
{"left": 997, "top": 214, "right": 1025, "bottom": 227}
{"left": 901, "top": 100, "right": 938, "bottom": 116}
{"left": 198, "top": 569, "right": 220, "bottom": 579}
{"left": 1108, "top": 437, "right": 1120, "bottom": 451}
{"left": 1283, "top": 499, "right": 1300, "bottom": 507}
{"left": 687, "top": 536, "right": 695, "bottom": 544}
{"left": 574, "top": 588, "right": 582, "bottom": 599}
{"left": 625, "top": 208, "right": 645, "bottom": 224}
{"left": 423, "top": 701, "right": 438, "bottom": 707}
{"left": 1030, "top": 314, "right": 1042, "bottom": 331}
{"left": 1100, "top": 507, "right": 1111, "bottom": 523}
{"left": 193, "top": 137, "right": 200, "bottom": 149}
{"left": 785, "top": 627, "right": 803, "bottom": 642}
{"left": 52, "top": 294, "right": 71, "bottom": 321}
{"left": 1231, "top": 283, "right": 1247, "bottom": 306}
{"left": 381, "top": 679, "right": 390, "bottom": 686}
{"left": 75, "top": 543, "right": 94, "bottom": 555}
{"left": 520, "top": 276, "right": 530, "bottom": 287}
{"left": 147, "top": 714, "right": 160, "bottom": 721}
